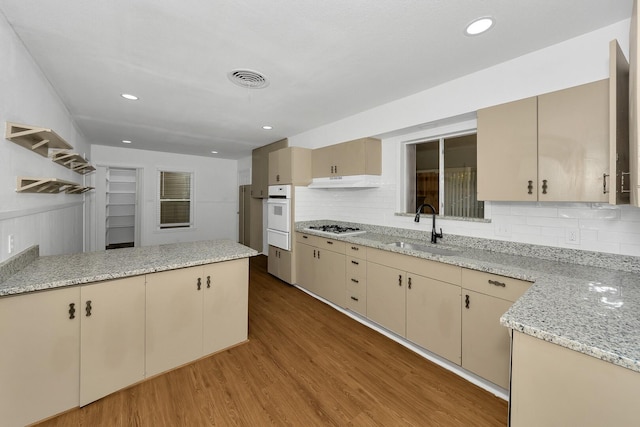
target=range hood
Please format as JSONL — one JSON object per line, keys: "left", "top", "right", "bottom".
{"left": 307, "top": 175, "right": 382, "bottom": 189}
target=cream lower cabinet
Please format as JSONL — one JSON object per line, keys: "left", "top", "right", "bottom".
{"left": 345, "top": 243, "right": 367, "bottom": 316}
{"left": 0, "top": 287, "right": 80, "bottom": 427}
{"left": 366, "top": 262, "right": 406, "bottom": 336}
{"left": 80, "top": 276, "right": 146, "bottom": 406}
{"left": 146, "top": 260, "right": 249, "bottom": 377}
{"left": 203, "top": 259, "right": 249, "bottom": 355}
{"left": 461, "top": 269, "right": 531, "bottom": 389}
{"left": 510, "top": 331, "right": 640, "bottom": 426}
{"left": 268, "top": 245, "right": 293, "bottom": 284}
{"left": 296, "top": 237, "right": 317, "bottom": 294}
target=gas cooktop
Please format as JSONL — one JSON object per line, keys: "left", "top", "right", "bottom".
{"left": 304, "top": 225, "right": 367, "bottom": 236}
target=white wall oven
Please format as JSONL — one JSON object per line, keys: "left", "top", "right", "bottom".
{"left": 267, "top": 185, "right": 292, "bottom": 250}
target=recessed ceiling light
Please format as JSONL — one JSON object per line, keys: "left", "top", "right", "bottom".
{"left": 121, "top": 93, "right": 139, "bottom": 100}
{"left": 211, "top": 150, "right": 218, "bottom": 154}
{"left": 262, "top": 125, "right": 273, "bottom": 130}
{"left": 465, "top": 17, "right": 494, "bottom": 36}
{"left": 122, "top": 140, "right": 132, "bottom": 144}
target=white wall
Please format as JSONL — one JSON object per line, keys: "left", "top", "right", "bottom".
{"left": 88, "top": 145, "right": 238, "bottom": 249}
{"left": 293, "top": 19, "right": 640, "bottom": 257}
{"left": 0, "top": 12, "right": 90, "bottom": 262}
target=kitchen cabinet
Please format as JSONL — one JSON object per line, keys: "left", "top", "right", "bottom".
{"left": 268, "top": 147, "right": 312, "bottom": 186}
{"left": 345, "top": 243, "right": 367, "bottom": 316}
{"left": 312, "top": 137, "right": 381, "bottom": 178}
{"left": 0, "top": 287, "right": 80, "bottom": 427}
{"left": 478, "top": 42, "right": 629, "bottom": 203}
{"left": 629, "top": 1, "right": 640, "bottom": 206}
{"left": 251, "top": 138, "right": 287, "bottom": 198}
{"left": 509, "top": 331, "right": 640, "bottom": 427}
{"left": 80, "top": 276, "right": 145, "bottom": 406}
{"left": 460, "top": 269, "right": 531, "bottom": 389}
{"left": 268, "top": 245, "right": 293, "bottom": 283}
{"left": 366, "top": 262, "right": 406, "bottom": 336}
{"left": 146, "top": 260, "right": 249, "bottom": 377}
{"left": 202, "top": 259, "right": 249, "bottom": 355}
{"left": 294, "top": 233, "right": 346, "bottom": 307}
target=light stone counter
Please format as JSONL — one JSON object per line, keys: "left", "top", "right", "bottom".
{"left": 296, "top": 220, "right": 640, "bottom": 374}
{"left": 0, "top": 240, "right": 258, "bottom": 297}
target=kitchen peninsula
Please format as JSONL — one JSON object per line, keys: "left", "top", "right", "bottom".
{"left": 0, "top": 240, "right": 257, "bottom": 427}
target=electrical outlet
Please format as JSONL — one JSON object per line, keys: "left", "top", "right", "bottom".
{"left": 8, "top": 235, "right": 14, "bottom": 254}
{"left": 566, "top": 228, "right": 580, "bottom": 245}
{"left": 494, "top": 223, "right": 512, "bottom": 237}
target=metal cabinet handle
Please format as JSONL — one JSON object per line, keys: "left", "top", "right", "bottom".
{"left": 69, "top": 303, "right": 76, "bottom": 319}
{"left": 85, "top": 300, "right": 92, "bottom": 317}
{"left": 351, "top": 246, "right": 359, "bottom": 251}
{"left": 313, "top": 249, "right": 316, "bottom": 258}
{"left": 303, "top": 235, "right": 308, "bottom": 239}
{"left": 527, "top": 180, "right": 533, "bottom": 195}
{"left": 465, "top": 294, "right": 470, "bottom": 309}
{"left": 351, "top": 260, "right": 359, "bottom": 265}
{"left": 408, "top": 277, "right": 412, "bottom": 289}
{"left": 350, "top": 296, "right": 359, "bottom": 302}
{"left": 603, "top": 173, "right": 609, "bottom": 194}
{"left": 326, "top": 241, "right": 333, "bottom": 245}
{"left": 542, "top": 179, "right": 548, "bottom": 194}
{"left": 622, "top": 172, "right": 631, "bottom": 194}
{"left": 351, "top": 278, "right": 359, "bottom": 284}
{"left": 488, "top": 279, "right": 506, "bottom": 287}
{"left": 317, "top": 250, "right": 320, "bottom": 259}
{"left": 197, "top": 277, "right": 202, "bottom": 290}
{"left": 276, "top": 174, "right": 280, "bottom": 182}
{"left": 331, "top": 166, "right": 334, "bottom": 174}
{"left": 398, "top": 275, "right": 402, "bottom": 287}
{"left": 207, "top": 276, "right": 211, "bottom": 288}
{"left": 335, "top": 165, "right": 338, "bottom": 174}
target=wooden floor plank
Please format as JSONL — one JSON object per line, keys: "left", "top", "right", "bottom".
{"left": 35, "top": 255, "right": 507, "bottom": 426}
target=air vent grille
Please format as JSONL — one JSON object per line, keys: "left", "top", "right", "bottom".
{"left": 227, "top": 69, "right": 269, "bottom": 89}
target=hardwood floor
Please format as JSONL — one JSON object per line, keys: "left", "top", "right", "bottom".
{"left": 36, "top": 255, "right": 507, "bottom": 426}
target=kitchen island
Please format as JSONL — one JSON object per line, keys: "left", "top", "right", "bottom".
{"left": 0, "top": 240, "right": 257, "bottom": 427}
{"left": 296, "top": 220, "right": 640, "bottom": 424}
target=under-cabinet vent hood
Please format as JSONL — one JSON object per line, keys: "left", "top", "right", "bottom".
{"left": 307, "top": 175, "right": 382, "bottom": 189}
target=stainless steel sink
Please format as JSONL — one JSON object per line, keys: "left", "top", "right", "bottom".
{"left": 387, "top": 241, "right": 461, "bottom": 256}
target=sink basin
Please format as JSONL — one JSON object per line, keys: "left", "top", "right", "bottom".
{"left": 388, "top": 241, "right": 461, "bottom": 256}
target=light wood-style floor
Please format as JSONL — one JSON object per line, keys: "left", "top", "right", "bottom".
{"left": 36, "top": 255, "right": 507, "bottom": 426}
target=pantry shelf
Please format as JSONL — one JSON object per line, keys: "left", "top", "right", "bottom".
{"left": 6, "top": 122, "right": 72, "bottom": 157}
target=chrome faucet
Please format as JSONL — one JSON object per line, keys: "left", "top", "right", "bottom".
{"left": 414, "top": 202, "right": 443, "bottom": 244}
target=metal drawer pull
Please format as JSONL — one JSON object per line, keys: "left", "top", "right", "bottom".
{"left": 542, "top": 179, "right": 548, "bottom": 194}
{"left": 207, "top": 276, "right": 211, "bottom": 288}
{"left": 488, "top": 279, "right": 506, "bottom": 287}
{"left": 326, "top": 241, "right": 333, "bottom": 245}
{"left": 527, "top": 180, "right": 533, "bottom": 195}
{"left": 303, "top": 235, "right": 308, "bottom": 239}
{"left": 85, "top": 300, "right": 92, "bottom": 317}
{"left": 465, "top": 294, "right": 470, "bottom": 309}
{"left": 350, "top": 296, "right": 359, "bottom": 302}
{"left": 351, "top": 246, "right": 359, "bottom": 251}
{"left": 398, "top": 275, "right": 402, "bottom": 286}
{"left": 197, "top": 277, "right": 202, "bottom": 290}
{"left": 351, "top": 260, "right": 359, "bottom": 265}
{"left": 408, "top": 277, "right": 412, "bottom": 289}
{"left": 351, "top": 278, "right": 359, "bottom": 283}
{"left": 313, "top": 249, "right": 316, "bottom": 258}
{"left": 68, "top": 303, "right": 76, "bottom": 319}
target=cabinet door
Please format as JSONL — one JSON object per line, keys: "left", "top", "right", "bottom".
{"left": 461, "top": 290, "right": 512, "bottom": 389}
{"left": 316, "top": 248, "right": 346, "bottom": 307}
{"left": 538, "top": 79, "right": 609, "bottom": 202}
{"left": 312, "top": 145, "right": 339, "bottom": 178}
{"left": 366, "top": 262, "right": 406, "bottom": 336}
{"left": 80, "top": 276, "right": 145, "bottom": 406}
{"left": 251, "top": 146, "right": 266, "bottom": 198}
{"left": 268, "top": 149, "right": 280, "bottom": 185}
{"left": 267, "top": 245, "right": 279, "bottom": 277}
{"left": 278, "top": 249, "right": 293, "bottom": 283}
{"left": 145, "top": 266, "right": 204, "bottom": 377}
{"left": 296, "top": 242, "right": 316, "bottom": 293}
{"left": 338, "top": 140, "right": 365, "bottom": 176}
{"left": 632, "top": 0, "right": 640, "bottom": 207}
{"left": 0, "top": 288, "right": 80, "bottom": 427}
{"left": 609, "top": 39, "right": 630, "bottom": 205}
{"left": 203, "top": 259, "right": 249, "bottom": 355}
{"left": 406, "top": 274, "right": 461, "bottom": 365}
{"left": 477, "top": 97, "right": 538, "bottom": 201}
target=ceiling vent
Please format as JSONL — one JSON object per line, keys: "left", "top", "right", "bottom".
{"left": 227, "top": 69, "right": 269, "bottom": 89}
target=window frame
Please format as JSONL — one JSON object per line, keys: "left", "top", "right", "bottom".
{"left": 157, "top": 169, "right": 195, "bottom": 230}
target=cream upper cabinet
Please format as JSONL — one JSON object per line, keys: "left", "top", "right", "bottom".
{"left": 609, "top": 40, "right": 631, "bottom": 205}
{"left": 0, "top": 287, "right": 80, "bottom": 427}
{"left": 631, "top": 0, "right": 640, "bottom": 206}
{"left": 312, "top": 137, "right": 382, "bottom": 178}
{"left": 80, "top": 276, "right": 146, "bottom": 406}
{"left": 202, "top": 258, "right": 249, "bottom": 355}
{"left": 460, "top": 269, "right": 531, "bottom": 389}
{"left": 252, "top": 138, "right": 287, "bottom": 198}
{"left": 477, "top": 96, "right": 538, "bottom": 202}
{"left": 268, "top": 147, "right": 312, "bottom": 186}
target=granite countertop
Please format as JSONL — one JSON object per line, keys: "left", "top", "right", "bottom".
{"left": 296, "top": 221, "right": 640, "bottom": 374}
{"left": 0, "top": 240, "right": 258, "bottom": 297}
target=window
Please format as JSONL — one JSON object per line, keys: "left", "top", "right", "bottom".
{"left": 406, "top": 133, "right": 484, "bottom": 219}
{"left": 158, "top": 171, "right": 193, "bottom": 229}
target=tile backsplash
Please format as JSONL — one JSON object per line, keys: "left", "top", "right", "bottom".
{"left": 295, "top": 185, "right": 640, "bottom": 257}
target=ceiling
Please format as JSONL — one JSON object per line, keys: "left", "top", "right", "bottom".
{"left": 0, "top": 0, "right": 634, "bottom": 160}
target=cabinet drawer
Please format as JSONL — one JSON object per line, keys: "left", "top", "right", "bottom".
{"left": 461, "top": 268, "right": 532, "bottom": 302}
{"left": 296, "top": 232, "right": 318, "bottom": 246}
{"left": 346, "top": 256, "right": 366, "bottom": 279}
{"left": 368, "top": 248, "right": 461, "bottom": 285}
{"left": 316, "top": 237, "right": 345, "bottom": 254}
{"left": 346, "top": 284, "right": 366, "bottom": 316}
{"left": 346, "top": 243, "right": 367, "bottom": 259}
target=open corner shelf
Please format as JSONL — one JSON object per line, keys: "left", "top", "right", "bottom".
{"left": 50, "top": 150, "right": 96, "bottom": 175}
{"left": 17, "top": 177, "right": 93, "bottom": 194}
{"left": 6, "top": 122, "right": 72, "bottom": 157}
